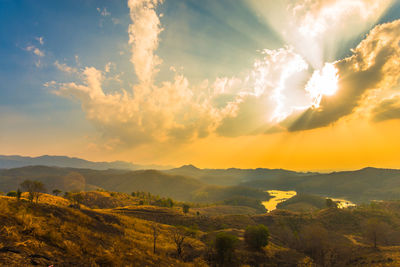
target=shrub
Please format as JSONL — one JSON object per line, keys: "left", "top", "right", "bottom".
{"left": 244, "top": 224, "right": 269, "bottom": 251}
{"left": 182, "top": 204, "right": 190, "bottom": 214}
{"left": 7, "top": 191, "right": 18, "bottom": 197}
{"left": 214, "top": 232, "right": 238, "bottom": 266}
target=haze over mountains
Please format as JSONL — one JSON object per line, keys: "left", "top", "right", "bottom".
{"left": 0, "top": 155, "right": 171, "bottom": 170}
{"left": 1, "top": 155, "right": 400, "bottom": 204}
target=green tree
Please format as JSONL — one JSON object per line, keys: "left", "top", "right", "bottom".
{"left": 214, "top": 232, "right": 238, "bottom": 266}
{"left": 182, "top": 204, "right": 190, "bottom": 214}
{"left": 7, "top": 191, "right": 18, "bottom": 197}
{"left": 244, "top": 224, "right": 269, "bottom": 251}
{"left": 20, "top": 180, "right": 46, "bottom": 203}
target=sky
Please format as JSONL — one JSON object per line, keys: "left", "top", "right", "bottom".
{"left": 1, "top": 0, "right": 400, "bottom": 171}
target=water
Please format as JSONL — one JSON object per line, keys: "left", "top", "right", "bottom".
{"left": 262, "top": 190, "right": 297, "bottom": 212}
{"left": 261, "top": 190, "right": 356, "bottom": 212}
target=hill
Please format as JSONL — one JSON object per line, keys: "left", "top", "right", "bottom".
{"left": 0, "top": 166, "right": 270, "bottom": 212}
{"left": 2, "top": 190, "right": 400, "bottom": 266}
{"left": 242, "top": 167, "right": 400, "bottom": 203}
{"left": 166, "top": 165, "right": 314, "bottom": 186}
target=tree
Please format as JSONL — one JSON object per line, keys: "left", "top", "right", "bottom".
{"left": 214, "top": 232, "right": 238, "bottom": 266}
{"left": 20, "top": 180, "right": 46, "bottom": 203}
{"left": 244, "top": 224, "right": 269, "bottom": 251}
{"left": 151, "top": 222, "right": 160, "bottom": 254}
{"left": 326, "top": 198, "right": 337, "bottom": 208}
{"left": 52, "top": 189, "right": 62, "bottom": 196}
{"left": 182, "top": 204, "right": 190, "bottom": 214}
{"left": 170, "top": 226, "right": 192, "bottom": 258}
{"left": 16, "top": 189, "right": 22, "bottom": 201}
{"left": 7, "top": 191, "right": 18, "bottom": 197}
{"left": 363, "top": 218, "right": 390, "bottom": 249}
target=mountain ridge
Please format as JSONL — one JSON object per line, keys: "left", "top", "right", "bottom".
{"left": 0, "top": 155, "right": 172, "bottom": 170}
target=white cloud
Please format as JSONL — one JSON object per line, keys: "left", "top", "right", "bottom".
{"left": 97, "top": 7, "right": 110, "bottom": 17}
{"left": 26, "top": 45, "right": 44, "bottom": 57}
{"left": 36, "top": 36, "right": 44, "bottom": 45}
{"left": 54, "top": 61, "right": 78, "bottom": 74}
{"left": 128, "top": 0, "right": 163, "bottom": 85}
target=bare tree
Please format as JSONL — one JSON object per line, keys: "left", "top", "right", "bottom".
{"left": 20, "top": 180, "right": 46, "bottom": 203}
{"left": 170, "top": 226, "right": 192, "bottom": 258}
{"left": 151, "top": 222, "right": 160, "bottom": 254}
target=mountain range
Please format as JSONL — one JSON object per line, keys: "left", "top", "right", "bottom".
{"left": 0, "top": 155, "right": 171, "bottom": 170}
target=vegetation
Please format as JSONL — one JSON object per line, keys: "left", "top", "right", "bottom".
{"left": 6, "top": 191, "right": 17, "bottom": 197}
{"left": 276, "top": 193, "right": 328, "bottom": 212}
{"left": 19, "top": 180, "right": 46, "bottom": 203}
{"left": 1, "top": 167, "right": 400, "bottom": 266}
{"left": 182, "top": 204, "right": 190, "bottom": 214}
{"left": 214, "top": 232, "right": 238, "bottom": 266}
{"left": 244, "top": 224, "right": 269, "bottom": 251}
{"left": 52, "top": 189, "right": 62, "bottom": 196}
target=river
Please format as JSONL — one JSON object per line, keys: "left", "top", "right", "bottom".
{"left": 262, "top": 190, "right": 356, "bottom": 212}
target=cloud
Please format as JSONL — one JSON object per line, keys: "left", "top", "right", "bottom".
{"left": 245, "top": 0, "right": 395, "bottom": 68}
{"left": 36, "top": 37, "right": 44, "bottom": 45}
{"left": 54, "top": 61, "right": 78, "bottom": 74}
{"left": 97, "top": 7, "right": 110, "bottom": 17}
{"left": 52, "top": 0, "right": 400, "bottom": 149}
{"left": 128, "top": 0, "right": 163, "bottom": 85}
{"left": 371, "top": 96, "right": 400, "bottom": 122}
{"left": 287, "top": 19, "right": 400, "bottom": 131}
{"left": 26, "top": 45, "right": 44, "bottom": 57}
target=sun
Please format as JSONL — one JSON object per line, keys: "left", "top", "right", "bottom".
{"left": 305, "top": 63, "right": 339, "bottom": 107}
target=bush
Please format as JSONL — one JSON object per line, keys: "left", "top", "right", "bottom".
{"left": 214, "top": 232, "right": 238, "bottom": 266}
{"left": 7, "top": 191, "right": 18, "bottom": 197}
{"left": 182, "top": 204, "right": 190, "bottom": 214}
{"left": 244, "top": 224, "right": 269, "bottom": 251}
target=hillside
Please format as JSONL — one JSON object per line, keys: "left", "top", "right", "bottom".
{"left": 0, "top": 166, "right": 270, "bottom": 211}
{"left": 2, "top": 190, "right": 400, "bottom": 266}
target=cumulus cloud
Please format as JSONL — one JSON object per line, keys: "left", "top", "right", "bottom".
{"left": 287, "top": 19, "right": 400, "bottom": 131}
{"left": 128, "top": 0, "right": 163, "bottom": 85}
{"left": 52, "top": 0, "right": 400, "bottom": 148}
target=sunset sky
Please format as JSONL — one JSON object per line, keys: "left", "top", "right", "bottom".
{"left": 1, "top": 0, "right": 400, "bottom": 171}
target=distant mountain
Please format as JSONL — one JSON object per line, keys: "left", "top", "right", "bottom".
{"left": 0, "top": 155, "right": 171, "bottom": 170}
{"left": 166, "top": 165, "right": 315, "bottom": 186}
{"left": 241, "top": 167, "right": 400, "bottom": 203}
